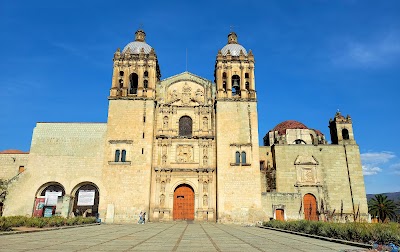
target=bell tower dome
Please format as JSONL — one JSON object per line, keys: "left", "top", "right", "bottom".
{"left": 110, "top": 29, "right": 161, "bottom": 99}
{"left": 214, "top": 32, "right": 255, "bottom": 100}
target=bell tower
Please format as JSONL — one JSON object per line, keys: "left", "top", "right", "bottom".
{"left": 103, "top": 29, "right": 160, "bottom": 223}
{"left": 215, "top": 32, "right": 265, "bottom": 223}
{"left": 214, "top": 32, "right": 256, "bottom": 99}
{"left": 329, "top": 111, "right": 356, "bottom": 145}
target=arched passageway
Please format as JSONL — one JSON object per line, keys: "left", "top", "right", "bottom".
{"left": 72, "top": 183, "right": 99, "bottom": 217}
{"left": 33, "top": 182, "right": 65, "bottom": 217}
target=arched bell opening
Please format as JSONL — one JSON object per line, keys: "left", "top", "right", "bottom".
{"left": 129, "top": 73, "right": 138, "bottom": 94}
{"left": 232, "top": 75, "right": 240, "bottom": 96}
{"left": 342, "top": 128, "right": 350, "bottom": 140}
{"left": 71, "top": 182, "right": 100, "bottom": 218}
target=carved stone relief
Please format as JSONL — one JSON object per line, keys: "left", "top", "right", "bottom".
{"left": 203, "top": 195, "right": 208, "bottom": 207}
{"left": 160, "top": 194, "right": 165, "bottom": 207}
{"left": 203, "top": 181, "right": 208, "bottom": 193}
{"left": 176, "top": 145, "right": 193, "bottom": 163}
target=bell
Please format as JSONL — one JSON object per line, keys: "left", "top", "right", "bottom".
{"left": 232, "top": 79, "right": 240, "bottom": 89}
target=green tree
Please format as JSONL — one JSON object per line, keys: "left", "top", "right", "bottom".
{"left": 368, "top": 194, "right": 397, "bottom": 222}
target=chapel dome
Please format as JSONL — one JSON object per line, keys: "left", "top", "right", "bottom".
{"left": 220, "top": 32, "right": 248, "bottom": 56}
{"left": 272, "top": 120, "right": 308, "bottom": 135}
{"left": 122, "top": 29, "right": 152, "bottom": 54}
{"left": 0, "top": 149, "right": 29, "bottom": 154}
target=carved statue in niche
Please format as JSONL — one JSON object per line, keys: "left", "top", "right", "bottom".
{"left": 203, "top": 181, "right": 208, "bottom": 193}
{"left": 203, "top": 155, "right": 208, "bottom": 166}
{"left": 162, "top": 155, "right": 167, "bottom": 166}
{"left": 203, "top": 195, "right": 208, "bottom": 207}
{"left": 202, "top": 117, "right": 208, "bottom": 130}
{"left": 171, "top": 89, "right": 178, "bottom": 101}
{"left": 161, "top": 181, "right": 166, "bottom": 192}
{"left": 177, "top": 145, "right": 193, "bottom": 163}
{"left": 160, "top": 194, "right": 165, "bottom": 207}
{"left": 163, "top": 116, "right": 168, "bottom": 129}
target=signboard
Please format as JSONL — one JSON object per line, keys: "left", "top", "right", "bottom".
{"left": 45, "top": 191, "right": 62, "bottom": 206}
{"left": 43, "top": 206, "right": 54, "bottom": 217}
{"left": 77, "top": 190, "right": 95, "bottom": 206}
{"left": 33, "top": 197, "right": 45, "bottom": 217}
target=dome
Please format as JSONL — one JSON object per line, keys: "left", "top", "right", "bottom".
{"left": 0, "top": 149, "right": 29, "bottom": 154}
{"left": 221, "top": 44, "right": 247, "bottom": 56}
{"left": 122, "top": 29, "right": 152, "bottom": 54}
{"left": 122, "top": 41, "right": 152, "bottom": 54}
{"left": 220, "top": 32, "right": 248, "bottom": 56}
{"left": 272, "top": 120, "right": 308, "bottom": 135}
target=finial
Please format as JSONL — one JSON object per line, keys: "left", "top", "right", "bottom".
{"left": 228, "top": 31, "right": 238, "bottom": 44}
{"left": 135, "top": 29, "right": 146, "bottom": 42}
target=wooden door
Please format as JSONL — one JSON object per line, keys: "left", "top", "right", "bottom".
{"left": 173, "top": 185, "right": 194, "bottom": 220}
{"left": 275, "top": 209, "right": 284, "bottom": 221}
{"left": 304, "top": 193, "right": 318, "bottom": 221}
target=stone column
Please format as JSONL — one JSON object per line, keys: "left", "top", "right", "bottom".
{"left": 227, "top": 66, "right": 232, "bottom": 98}
{"left": 240, "top": 65, "right": 247, "bottom": 98}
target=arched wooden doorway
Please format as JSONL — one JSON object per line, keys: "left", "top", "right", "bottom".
{"left": 304, "top": 193, "right": 318, "bottom": 221}
{"left": 72, "top": 183, "right": 99, "bottom": 217}
{"left": 173, "top": 184, "right": 194, "bottom": 220}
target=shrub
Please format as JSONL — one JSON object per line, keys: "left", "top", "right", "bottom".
{"left": 0, "top": 216, "right": 97, "bottom": 231}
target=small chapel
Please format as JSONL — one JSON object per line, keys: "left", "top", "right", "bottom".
{"left": 0, "top": 29, "right": 368, "bottom": 223}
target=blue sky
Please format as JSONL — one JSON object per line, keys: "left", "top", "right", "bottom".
{"left": 1, "top": 1, "right": 399, "bottom": 194}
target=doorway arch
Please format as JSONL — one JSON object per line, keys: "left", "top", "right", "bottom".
{"left": 71, "top": 182, "right": 99, "bottom": 217}
{"left": 304, "top": 193, "right": 318, "bottom": 221}
{"left": 173, "top": 184, "right": 194, "bottom": 220}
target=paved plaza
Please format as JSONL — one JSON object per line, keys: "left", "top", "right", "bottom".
{"left": 0, "top": 223, "right": 367, "bottom": 252}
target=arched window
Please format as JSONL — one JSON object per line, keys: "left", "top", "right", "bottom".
{"left": 222, "top": 72, "right": 227, "bottom": 79}
{"left": 235, "top": 151, "right": 240, "bottom": 164}
{"left": 294, "top": 139, "right": 306, "bottom": 144}
{"left": 144, "top": 80, "right": 148, "bottom": 89}
{"left": 222, "top": 81, "right": 227, "bottom": 91}
{"left": 72, "top": 183, "right": 100, "bottom": 218}
{"left": 119, "top": 79, "right": 124, "bottom": 88}
{"left": 232, "top": 75, "right": 240, "bottom": 96}
{"left": 144, "top": 71, "right": 148, "bottom": 77}
{"left": 245, "top": 73, "right": 249, "bottom": 78}
{"left": 115, "top": 150, "right": 120, "bottom": 162}
{"left": 129, "top": 73, "right": 138, "bottom": 94}
{"left": 342, "top": 129, "right": 349, "bottom": 140}
{"left": 245, "top": 82, "right": 249, "bottom": 90}
{"left": 310, "top": 134, "right": 315, "bottom": 144}
{"left": 119, "top": 71, "right": 124, "bottom": 77}
{"left": 179, "top": 116, "right": 192, "bottom": 137}
{"left": 121, "top": 150, "right": 126, "bottom": 162}
{"left": 241, "top": 151, "right": 246, "bottom": 164}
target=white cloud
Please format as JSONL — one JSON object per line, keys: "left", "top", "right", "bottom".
{"left": 332, "top": 31, "right": 400, "bottom": 68}
{"left": 390, "top": 162, "right": 400, "bottom": 175}
{"left": 360, "top": 151, "right": 396, "bottom": 176}
{"left": 362, "top": 166, "right": 382, "bottom": 176}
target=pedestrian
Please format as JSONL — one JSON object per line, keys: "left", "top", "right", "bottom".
{"left": 142, "top": 212, "right": 146, "bottom": 224}
{"left": 138, "top": 211, "right": 143, "bottom": 224}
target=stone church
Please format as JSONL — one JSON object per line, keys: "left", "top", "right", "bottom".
{"left": 0, "top": 30, "right": 368, "bottom": 223}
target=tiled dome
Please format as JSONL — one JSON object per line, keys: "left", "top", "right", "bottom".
{"left": 272, "top": 120, "right": 308, "bottom": 135}
{"left": 221, "top": 44, "right": 247, "bottom": 56}
{"left": 122, "top": 29, "right": 152, "bottom": 54}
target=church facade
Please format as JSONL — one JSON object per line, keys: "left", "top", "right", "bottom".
{"left": 0, "top": 30, "right": 368, "bottom": 223}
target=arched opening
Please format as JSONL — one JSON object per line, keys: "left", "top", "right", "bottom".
{"left": 129, "top": 73, "right": 138, "bottom": 94}
{"left": 121, "top": 150, "right": 126, "bottom": 162}
{"left": 310, "top": 134, "right": 315, "bottom": 145}
{"left": 275, "top": 209, "right": 284, "bottom": 221}
{"left": 342, "top": 128, "right": 349, "bottom": 140}
{"left": 241, "top": 151, "right": 247, "bottom": 164}
{"left": 115, "top": 149, "right": 120, "bottom": 162}
{"left": 144, "top": 71, "right": 148, "bottom": 77}
{"left": 179, "top": 116, "right": 192, "bottom": 137}
{"left": 119, "top": 71, "right": 124, "bottom": 77}
{"left": 163, "top": 116, "right": 169, "bottom": 129}
{"left": 235, "top": 151, "right": 240, "bottom": 164}
{"left": 0, "top": 202, "right": 3, "bottom": 216}
{"left": 245, "top": 82, "right": 249, "bottom": 90}
{"left": 294, "top": 139, "right": 306, "bottom": 145}
{"left": 173, "top": 184, "right": 194, "bottom": 220}
{"left": 232, "top": 75, "right": 240, "bottom": 96}
{"left": 72, "top": 182, "right": 100, "bottom": 218}
{"left": 222, "top": 72, "right": 227, "bottom": 79}
{"left": 222, "top": 81, "right": 227, "bottom": 91}
{"left": 245, "top": 73, "right": 249, "bottom": 78}
{"left": 119, "top": 79, "right": 124, "bottom": 88}
{"left": 143, "top": 80, "right": 148, "bottom": 89}
{"left": 303, "top": 193, "right": 318, "bottom": 221}
{"left": 33, "top": 182, "right": 65, "bottom": 217}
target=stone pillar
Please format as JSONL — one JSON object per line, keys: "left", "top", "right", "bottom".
{"left": 227, "top": 66, "right": 232, "bottom": 98}
{"left": 240, "top": 65, "right": 247, "bottom": 98}
{"left": 138, "top": 65, "right": 144, "bottom": 97}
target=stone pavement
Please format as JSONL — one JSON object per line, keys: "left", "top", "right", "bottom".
{"left": 0, "top": 223, "right": 367, "bottom": 252}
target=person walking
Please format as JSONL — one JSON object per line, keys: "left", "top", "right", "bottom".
{"left": 142, "top": 212, "right": 146, "bottom": 224}
{"left": 138, "top": 211, "right": 143, "bottom": 224}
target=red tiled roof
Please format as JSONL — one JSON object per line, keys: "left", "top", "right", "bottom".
{"left": 272, "top": 120, "right": 308, "bottom": 135}
{"left": 0, "top": 149, "right": 29, "bottom": 154}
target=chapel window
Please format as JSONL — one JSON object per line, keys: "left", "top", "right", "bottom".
{"left": 241, "top": 151, "right": 247, "bottom": 164}
{"left": 342, "top": 129, "right": 349, "bottom": 140}
{"left": 235, "top": 151, "right": 240, "bottom": 164}
{"left": 179, "top": 116, "right": 192, "bottom": 137}
{"left": 121, "top": 150, "right": 126, "bottom": 162}
{"left": 115, "top": 150, "right": 120, "bottom": 162}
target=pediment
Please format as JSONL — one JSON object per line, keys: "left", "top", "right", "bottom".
{"left": 294, "top": 155, "right": 319, "bottom": 165}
